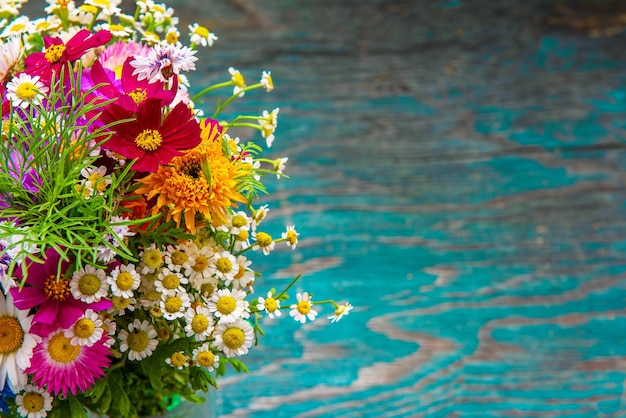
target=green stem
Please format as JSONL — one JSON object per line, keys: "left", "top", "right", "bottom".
{"left": 191, "top": 81, "right": 234, "bottom": 101}
{"left": 275, "top": 274, "right": 302, "bottom": 300}
{"left": 211, "top": 83, "right": 265, "bottom": 119}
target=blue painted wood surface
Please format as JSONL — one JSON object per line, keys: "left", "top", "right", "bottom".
{"left": 172, "top": 1, "right": 626, "bottom": 417}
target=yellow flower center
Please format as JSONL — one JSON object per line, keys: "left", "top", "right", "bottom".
{"left": 170, "top": 251, "right": 188, "bottom": 266}
{"left": 112, "top": 296, "right": 131, "bottom": 310}
{"left": 264, "top": 74, "right": 274, "bottom": 90}
{"left": 193, "top": 255, "right": 208, "bottom": 272}
{"left": 128, "top": 88, "right": 146, "bottom": 105}
{"left": 152, "top": 4, "right": 165, "bottom": 13}
{"left": 285, "top": 230, "right": 298, "bottom": 245}
{"left": 165, "top": 31, "right": 178, "bottom": 44}
{"left": 231, "top": 215, "right": 247, "bottom": 228}
{"left": 233, "top": 265, "right": 246, "bottom": 280}
{"left": 9, "top": 23, "right": 26, "bottom": 32}
{"left": 216, "top": 296, "right": 236, "bottom": 315}
{"left": 193, "top": 26, "right": 210, "bottom": 38}
{"left": 44, "top": 275, "right": 70, "bottom": 301}
{"left": 16, "top": 82, "right": 39, "bottom": 101}
{"left": 255, "top": 232, "right": 273, "bottom": 248}
{"left": 150, "top": 306, "right": 163, "bottom": 317}
{"left": 142, "top": 248, "right": 163, "bottom": 269}
{"left": 0, "top": 316, "right": 24, "bottom": 354}
{"left": 200, "top": 282, "right": 215, "bottom": 297}
{"left": 80, "top": 4, "right": 98, "bottom": 14}
{"left": 48, "top": 333, "right": 80, "bottom": 363}
{"left": 116, "top": 272, "right": 135, "bottom": 291}
{"left": 21, "top": 392, "right": 44, "bottom": 413}
{"left": 78, "top": 273, "right": 101, "bottom": 296}
{"left": 162, "top": 274, "right": 180, "bottom": 290}
{"left": 109, "top": 23, "right": 125, "bottom": 32}
{"left": 157, "top": 327, "right": 170, "bottom": 340}
{"left": 215, "top": 257, "right": 233, "bottom": 274}
{"left": 127, "top": 329, "right": 149, "bottom": 352}
{"left": 191, "top": 314, "right": 209, "bottom": 334}
{"left": 135, "top": 129, "right": 163, "bottom": 151}
{"left": 169, "top": 352, "right": 186, "bottom": 367}
{"left": 44, "top": 44, "right": 66, "bottom": 63}
{"left": 164, "top": 296, "right": 183, "bottom": 313}
{"left": 236, "top": 230, "right": 249, "bottom": 242}
{"left": 196, "top": 350, "right": 214, "bottom": 367}
{"left": 264, "top": 297, "right": 278, "bottom": 313}
{"left": 91, "top": 0, "right": 111, "bottom": 7}
{"left": 231, "top": 72, "right": 245, "bottom": 88}
{"left": 222, "top": 327, "right": 244, "bottom": 349}
{"left": 73, "top": 318, "right": 96, "bottom": 339}
{"left": 297, "top": 300, "right": 311, "bottom": 315}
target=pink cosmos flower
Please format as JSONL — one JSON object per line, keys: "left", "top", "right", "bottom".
{"left": 26, "top": 328, "right": 111, "bottom": 397}
{"left": 24, "top": 29, "right": 112, "bottom": 84}
{"left": 9, "top": 249, "right": 112, "bottom": 330}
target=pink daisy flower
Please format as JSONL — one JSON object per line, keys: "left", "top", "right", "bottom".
{"left": 98, "top": 40, "right": 150, "bottom": 75}
{"left": 26, "top": 327, "right": 111, "bottom": 397}
{"left": 9, "top": 249, "right": 112, "bottom": 330}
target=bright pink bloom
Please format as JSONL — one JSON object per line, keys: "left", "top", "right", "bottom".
{"left": 24, "top": 29, "right": 112, "bottom": 84}
{"left": 10, "top": 249, "right": 111, "bottom": 330}
{"left": 26, "top": 328, "right": 111, "bottom": 397}
{"left": 99, "top": 98, "right": 201, "bottom": 172}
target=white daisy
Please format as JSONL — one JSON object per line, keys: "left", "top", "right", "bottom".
{"left": 110, "top": 295, "right": 136, "bottom": 315}
{"left": 0, "top": 292, "right": 41, "bottom": 391}
{"left": 5, "top": 73, "right": 48, "bottom": 109}
{"left": 0, "top": 16, "right": 31, "bottom": 38}
{"left": 192, "top": 343, "right": 219, "bottom": 371}
{"left": 251, "top": 204, "right": 269, "bottom": 230}
{"left": 69, "top": 264, "right": 108, "bottom": 304}
{"left": 185, "top": 244, "right": 215, "bottom": 287}
{"left": 107, "top": 263, "right": 141, "bottom": 298}
{"left": 165, "top": 351, "right": 188, "bottom": 370}
{"left": 220, "top": 211, "right": 251, "bottom": 236}
{"left": 252, "top": 231, "right": 275, "bottom": 256}
{"left": 260, "top": 70, "right": 273, "bottom": 92}
{"left": 84, "top": 0, "right": 121, "bottom": 18}
{"left": 155, "top": 268, "right": 188, "bottom": 295}
{"left": 79, "top": 165, "right": 111, "bottom": 197}
{"left": 229, "top": 255, "right": 255, "bottom": 290}
{"left": 289, "top": 292, "right": 318, "bottom": 324}
{"left": 282, "top": 225, "right": 299, "bottom": 250}
{"left": 138, "top": 244, "right": 164, "bottom": 274}
{"left": 160, "top": 290, "right": 191, "bottom": 321}
{"left": 118, "top": 319, "right": 159, "bottom": 361}
{"left": 328, "top": 302, "right": 353, "bottom": 323}
{"left": 0, "top": 36, "right": 23, "bottom": 83}
{"left": 228, "top": 67, "right": 246, "bottom": 97}
{"left": 31, "top": 16, "right": 62, "bottom": 34}
{"left": 163, "top": 242, "right": 192, "bottom": 273}
{"left": 275, "top": 157, "right": 288, "bottom": 179}
{"left": 188, "top": 23, "right": 217, "bottom": 47}
{"left": 210, "top": 251, "right": 239, "bottom": 283}
{"left": 64, "top": 309, "right": 104, "bottom": 347}
{"left": 96, "top": 22, "right": 132, "bottom": 38}
{"left": 207, "top": 288, "right": 249, "bottom": 324}
{"left": 258, "top": 108, "right": 279, "bottom": 148}
{"left": 257, "top": 291, "right": 281, "bottom": 319}
{"left": 183, "top": 305, "right": 214, "bottom": 341}
{"left": 130, "top": 43, "right": 197, "bottom": 83}
{"left": 15, "top": 384, "right": 53, "bottom": 418}
{"left": 214, "top": 319, "right": 254, "bottom": 358}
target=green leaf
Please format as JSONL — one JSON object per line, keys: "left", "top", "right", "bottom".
{"left": 68, "top": 394, "right": 87, "bottom": 418}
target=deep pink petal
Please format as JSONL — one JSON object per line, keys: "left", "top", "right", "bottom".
{"left": 9, "top": 287, "right": 46, "bottom": 310}
{"left": 58, "top": 303, "right": 84, "bottom": 329}
{"left": 33, "top": 301, "right": 59, "bottom": 325}
{"left": 136, "top": 99, "right": 162, "bottom": 130}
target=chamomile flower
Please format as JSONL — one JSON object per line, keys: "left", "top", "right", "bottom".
{"left": 214, "top": 319, "right": 254, "bottom": 358}
{"left": 0, "top": 36, "right": 23, "bottom": 83}
{"left": 229, "top": 255, "right": 255, "bottom": 290}
{"left": 275, "top": 157, "right": 288, "bottom": 179}
{"left": 165, "top": 351, "right": 188, "bottom": 369}
{"left": 188, "top": 23, "right": 216, "bottom": 47}
{"left": 64, "top": 309, "right": 105, "bottom": 347}
{"left": 251, "top": 204, "right": 269, "bottom": 230}
{"left": 252, "top": 231, "right": 275, "bottom": 256}
{"left": 79, "top": 165, "right": 111, "bottom": 196}
{"left": 185, "top": 245, "right": 215, "bottom": 286}
{"left": 184, "top": 305, "right": 214, "bottom": 341}
{"left": 118, "top": 319, "right": 158, "bottom": 361}
{"left": 228, "top": 67, "right": 246, "bottom": 97}
{"left": 328, "top": 302, "right": 353, "bottom": 323}
{"left": 31, "top": 16, "right": 62, "bottom": 34}
{"left": 97, "top": 22, "right": 132, "bottom": 38}
{"left": 155, "top": 268, "right": 188, "bottom": 295}
{"left": 160, "top": 291, "right": 191, "bottom": 320}
{"left": 221, "top": 211, "right": 251, "bottom": 236}
{"left": 164, "top": 26, "right": 180, "bottom": 45}
{"left": 163, "top": 243, "right": 192, "bottom": 273}
{"left": 207, "top": 288, "right": 249, "bottom": 324}
{"left": 1, "top": 16, "right": 31, "bottom": 38}
{"left": 6, "top": 73, "right": 48, "bottom": 109}
{"left": 110, "top": 295, "right": 136, "bottom": 315}
{"left": 107, "top": 264, "right": 141, "bottom": 298}
{"left": 15, "top": 385, "right": 53, "bottom": 418}
{"left": 257, "top": 291, "right": 281, "bottom": 319}
{"left": 282, "top": 225, "right": 299, "bottom": 250}
{"left": 260, "top": 70, "right": 273, "bottom": 92}
{"left": 69, "top": 264, "right": 108, "bottom": 304}
{"left": 139, "top": 244, "right": 164, "bottom": 274}
{"left": 258, "top": 108, "right": 279, "bottom": 148}
{"left": 211, "top": 251, "right": 239, "bottom": 282}
{"left": 192, "top": 343, "right": 219, "bottom": 371}
{"left": 84, "top": 0, "right": 121, "bottom": 18}
{"left": 289, "top": 292, "right": 318, "bottom": 324}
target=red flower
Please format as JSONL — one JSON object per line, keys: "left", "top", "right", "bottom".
{"left": 24, "top": 29, "right": 112, "bottom": 84}
{"left": 100, "top": 99, "right": 201, "bottom": 172}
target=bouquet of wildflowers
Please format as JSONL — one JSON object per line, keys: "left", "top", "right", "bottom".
{"left": 0, "top": 1, "right": 353, "bottom": 417}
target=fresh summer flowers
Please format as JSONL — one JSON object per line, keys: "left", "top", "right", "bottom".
{"left": 0, "top": 1, "right": 353, "bottom": 417}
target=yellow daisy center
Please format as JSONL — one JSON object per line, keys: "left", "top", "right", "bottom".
{"left": 142, "top": 248, "right": 163, "bottom": 269}
{"left": 109, "top": 23, "right": 125, "bottom": 32}
{"left": 48, "top": 333, "right": 80, "bottom": 363}
{"left": 191, "top": 314, "right": 209, "bottom": 334}
{"left": 116, "top": 271, "right": 135, "bottom": 291}
{"left": 80, "top": 4, "right": 98, "bottom": 13}
{"left": 286, "top": 230, "right": 298, "bottom": 245}
{"left": 111, "top": 296, "right": 131, "bottom": 311}
{"left": 169, "top": 352, "right": 186, "bottom": 367}
{"left": 222, "top": 327, "right": 244, "bottom": 349}
{"left": 165, "top": 31, "right": 178, "bottom": 44}
{"left": 21, "top": 392, "right": 44, "bottom": 413}
{"left": 164, "top": 296, "right": 183, "bottom": 313}
{"left": 231, "top": 215, "right": 247, "bottom": 228}
{"left": 264, "top": 297, "right": 278, "bottom": 313}
{"left": 78, "top": 273, "right": 101, "bottom": 296}
{"left": 255, "top": 232, "right": 273, "bottom": 248}
{"left": 162, "top": 274, "right": 180, "bottom": 290}
{"left": 215, "top": 257, "right": 233, "bottom": 274}
{"left": 236, "top": 230, "right": 249, "bottom": 242}
{"left": 73, "top": 318, "right": 96, "bottom": 339}
{"left": 196, "top": 350, "right": 214, "bottom": 367}
{"left": 200, "top": 282, "right": 215, "bottom": 297}
{"left": 135, "top": 129, "right": 162, "bottom": 151}
{"left": 297, "top": 300, "right": 311, "bottom": 315}
{"left": 150, "top": 306, "right": 163, "bottom": 317}
{"left": 127, "top": 329, "right": 149, "bottom": 352}
{"left": 157, "top": 327, "right": 170, "bottom": 340}
{"left": 44, "top": 275, "right": 70, "bottom": 301}
{"left": 193, "top": 255, "right": 209, "bottom": 272}
{"left": 16, "top": 82, "right": 39, "bottom": 101}
{"left": 9, "top": 23, "right": 26, "bottom": 32}
{"left": 91, "top": 0, "right": 111, "bottom": 6}
{"left": 44, "top": 44, "right": 66, "bottom": 63}
{"left": 152, "top": 4, "right": 165, "bottom": 13}
{"left": 0, "top": 316, "right": 24, "bottom": 354}
{"left": 231, "top": 72, "right": 245, "bottom": 88}
{"left": 170, "top": 250, "right": 188, "bottom": 266}
{"left": 216, "top": 296, "right": 236, "bottom": 315}
{"left": 193, "top": 26, "right": 209, "bottom": 38}
{"left": 233, "top": 265, "right": 246, "bottom": 280}
{"left": 128, "top": 88, "right": 146, "bottom": 105}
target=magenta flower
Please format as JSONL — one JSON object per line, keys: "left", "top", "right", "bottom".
{"left": 26, "top": 328, "right": 111, "bottom": 397}
{"left": 24, "top": 30, "right": 112, "bottom": 85}
{"left": 10, "top": 249, "right": 111, "bottom": 330}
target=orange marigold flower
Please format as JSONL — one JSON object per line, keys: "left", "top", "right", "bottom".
{"left": 135, "top": 119, "right": 249, "bottom": 233}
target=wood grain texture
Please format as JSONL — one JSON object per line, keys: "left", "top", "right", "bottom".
{"left": 172, "top": 1, "right": 626, "bottom": 416}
